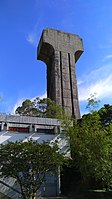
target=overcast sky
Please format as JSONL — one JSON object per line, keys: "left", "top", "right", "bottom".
{"left": 0, "top": 0, "right": 112, "bottom": 115}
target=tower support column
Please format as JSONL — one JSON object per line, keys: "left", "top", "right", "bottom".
{"left": 37, "top": 28, "right": 84, "bottom": 118}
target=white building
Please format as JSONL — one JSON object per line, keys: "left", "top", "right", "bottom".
{"left": 0, "top": 114, "right": 69, "bottom": 199}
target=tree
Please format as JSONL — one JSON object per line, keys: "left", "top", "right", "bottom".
{"left": 15, "top": 98, "right": 40, "bottom": 117}
{"left": 98, "top": 104, "right": 112, "bottom": 126}
{"left": 15, "top": 97, "right": 63, "bottom": 119}
{"left": 67, "top": 111, "right": 112, "bottom": 190}
{"left": 86, "top": 94, "right": 112, "bottom": 126}
{"left": 0, "top": 141, "right": 65, "bottom": 199}
{"left": 36, "top": 98, "right": 63, "bottom": 119}
{"left": 86, "top": 93, "right": 100, "bottom": 112}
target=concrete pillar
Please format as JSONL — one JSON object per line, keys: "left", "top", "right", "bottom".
{"left": 37, "top": 28, "right": 84, "bottom": 118}
{"left": 29, "top": 124, "right": 32, "bottom": 132}
{"left": 33, "top": 125, "right": 37, "bottom": 132}
{"left": 54, "top": 126, "right": 58, "bottom": 134}
{"left": 6, "top": 123, "right": 9, "bottom": 131}
{"left": 3, "top": 123, "right": 9, "bottom": 131}
{"left": 1, "top": 122, "right": 5, "bottom": 131}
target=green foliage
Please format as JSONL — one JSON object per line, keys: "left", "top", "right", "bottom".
{"left": 98, "top": 104, "right": 112, "bottom": 126}
{"left": 38, "top": 98, "right": 64, "bottom": 119}
{"left": 15, "top": 97, "right": 63, "bottom": 119}
{"left": 86, "top": 94, "right": 112, "bottom": 126}
{"left": 15, "top": 98, "right": 39, "bottom": 116}
{"left": 67, "top": 111, "right": 112, "bottom": 190}
{"left": 86, "top": 93, "right": 100, "bottom": 112}
{"left": 0, "top": 141, "right": 65, "bottom": 199}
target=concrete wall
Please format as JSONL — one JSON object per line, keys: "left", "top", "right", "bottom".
{"left": 0, "top": 115, "right": 60, "bottom": 125}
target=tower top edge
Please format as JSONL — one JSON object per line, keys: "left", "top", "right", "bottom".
{"left": 43, "top": 27, "right": 82, "bottom": 40}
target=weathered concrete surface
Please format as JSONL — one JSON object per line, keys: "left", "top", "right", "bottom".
{"left": 0, "top": 114, "right": 60, "bottom": 126}
{"left": 37, "top": 28, "right": 84, "bottom": 118}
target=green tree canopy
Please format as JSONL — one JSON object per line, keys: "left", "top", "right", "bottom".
{"left": 67, "top": 111, "right": 112, "bottom": 190}
{"left": 98, "top": 104, "right": 112, "bottom": 126}
{"left": 0, "top": 141, "right": 65, "bottom": 199}
{"left": 85, "top": 94, "right": 112, "bottom": 126}
{"left": 86, "top": 93, "right": 100, "bottom": 112}
{"left": 15, "top": 97, "right": 63, "bottom": 119}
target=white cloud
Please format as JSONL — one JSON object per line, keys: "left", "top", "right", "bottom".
{"left": 77, "top": 80, "right": 84, "bottom": 85}
{"left": 12, "top": 98, "right": 26, "bottom": 114}
{"left": 78, "top": 63, "right": 112, "bottom": 101}
{"left": 39, "top": 92, "right": 47, "bottom": 99}
{"left": 26, "top": 20, "right": 42, "bottom": 47}
{"left": 26, "top": 32, "right": 38, "bottom": 47}
{"left": 103, "top": 54, "right": 112, "bottom": 61}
